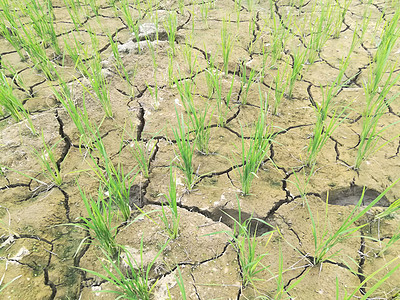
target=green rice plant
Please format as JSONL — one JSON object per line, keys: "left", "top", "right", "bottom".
{"left": 86, "top": 127, "right": 138, "bottom": 221}
{"left": 160, "top": 167, "right": 180, "bottom": 239}
{"left": 307, "top": 3, "right": 335, "bottom": 64}
{"left": 0, "top": 72, "right": 36, "bottom": 134}
{"left": 375, "top": 198, "right": 400, "bottom": 219}
{"left": 18, "top": 24, "right": 57, "bottom": 81}
{"left": 268, "top": 13, "right": 291, "bottom": 68}
{"left": 120, "top": 0, "right": 136, "bottom": 33}
{"left": 296, "top": 177, "right": 400, "bottom": 266}
{"left": 32, "top": 132, "right": 63, "bottom": 186}
{"left": 221, "top": 18, "right": 234, "bottom": 76}
{"left": 1, "top": 62, "right": 30, "bottom": 96}
{"left": 272, "top": 61, "right": 290, "bottom": 115}
{"left": 167, "top": 49, "right": 175, "bottom": 87}
{"left": 19, "top": 0, "right": 61, "bottom": 55}
{"left": 355, "top": 68, "right": 400, "bottom": 170}
{"left": 172, "top": 110, "right": 196, "bottom": 190}
{"left": 80, "top": 239, "right": 169, "bottom": 299}
{"left": 264, "top": 244, "right": 308, "bottom": 300}
{"left": 63, "top": 0, "right": 83, "bottom": 30}
{"left": 126, "top": 128, "right": 157, "bottom": 179}
{"left": 175, "top": 76, "right": 212, "bottom": 154}
{"left": 306, "top": 102, "right": 348, "bottom": 167}
{"left": 164, "top": 12, "right": 177, "bottom": 55}
{"left": 234, "top": 109, "right": 273, "bottom": 196}
{"left": 84, "top": 0, "right": 100, "bottom": 15}
{"left": 208, "top": 197, "right": 275, "bottom": 287}
{"left": 239, "top": 63, "right": 257, "bottom": 105}
{"left": 332, "top": 0, "right": 352, "bottom": 38}
{"left": 0, "top": 21, "right": 25, "bottom": 61}
{"left": 287, "top": 47, "right": 307, "bottom": 98}
{"left": 75, "top": 184, "right": 120, "bottom": 258}
{"left": 182, "top": 35, "right": 198, "bottom": 74}
{"left": 108, "top": 33, "right": 131, "bottom": 85}
{"left": 339, "top": 257, "right": 400, "bottom": 299}
{"left": 78, "top": 43, "right": 113, "bottom": 118}
{"left": 200, "top": 0, "right": 210, "bottom": 27}
{"left": 174, "top": 266, "right": 187, "bottom": 299}
{"left": 205, "top": 66, "right": 235, "bottom": 127}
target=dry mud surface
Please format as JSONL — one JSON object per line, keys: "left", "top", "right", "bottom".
{"left": 1, "top": 0, "right": 400, "bottom": 299}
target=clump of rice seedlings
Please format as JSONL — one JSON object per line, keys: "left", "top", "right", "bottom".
{"left": 108, "top": 33, "right": 132, "bottom": 85}
{"left": 239, "top": 63, "right": 257, "bottom": 105}
{"left": 234, "top": 109, "right": 273, "bottom": 196}
{"left": 176, "top": 76, "right": 212, "bottom": 154}
{"left": 182, "top": 35, "right": 198, "bottom": 74}
{"left": 86, "top": 127, "right": 138, "bottom": 221}
{"left": 75, "top": 184, "right": 121, "bottom": 258}
{"left": 167, "top": 49, "right": 175, "bottom": 87}
{"left": 1, "top": 62, "right": 30, "bottom": 96}
{"left": 160, "top": 167, "right": 180, "bottom": 239}
{"left": 84, "top": 0, "right": 100, "bottom": 16}
{"left": 200, "top": 0, "right": 211, "bottom": 27}
{"left": 77, "top": 34, "right": 113, "bottom": 118}
{"left": 164, "top": 12, "right": 177, "bottom": 55}
{"left": 221, "top": 18, "right": 234, "bottom": 76}
{"left": 287, "top": 47, "right": 307, "bottom": 98}
{"left": 126, "top": 127, "right": 157, "bottom": 179}
{"left": 172, "top": 110, "right": 197, "bottom": 190}
{"left": 209, "top": 197, "right": 274, "bottom": 287}
{"left": 272, "top": 60, "right": 290, "bottom": 115}
{"left": 295, "top": 177, "right": 400, "bottom": 266}
{"left": 339, "top": 257, "right": 400, "bottom": 299}
{"left": 307, "top": 2, "right": 335, "bottom": 64}
{"left": 0, "top": 72, "right": 36, "bottom": 134}
{"left": 81, "top": 239, "right": 169, "bottom": 299}
{"left": 18, "top": 0, "right": 61, "bottom": 55}
{"left": 33, "top": 132, "right": 63, "bottom": 186}
{"left": 120, "top": 0, "right": 137, "bottom": 33}
{"left": 268, "top": 12, "right": 291, "bottom": 68}
{"left": 332, "top": 0, "right": 352, "bottom": 38}
{"left": 355, "top": 10, "right": 400, "bottom": 170}
{"left": 63, "top": 0, "right": 83, "bottom": 30}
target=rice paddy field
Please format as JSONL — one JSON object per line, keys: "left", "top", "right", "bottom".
{"left": 1, "top": 0, "right": 400, "bottom": 299}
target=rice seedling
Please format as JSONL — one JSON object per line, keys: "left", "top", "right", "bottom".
{"left": 164, "top": 12, "right": 177, "bottom": 56}
{"left": 120, "top": 0, "right": 137, "bottom": 33}
{"left": 268, "top": 12, "right": 291, "bottom": 68}
{"left": 339, "top": 257, "right": 400, "bottom": 299}
{"left": 80, "top": 238, "right": 169, "bottom": 299}
{"left": 0, "top": 21, "right": 26, "bottom": 61}
{"left": 75, "top": 184, "right": 121, "bottom": 258}
{"left": 126, "top": 128, "right": 157, "bottom": 179}
{"left": 271, "top": 60, "right": 290, "bottom": 115}
{"left": 0, "top": 71, "right": 36, "bottom": 134}
{"left": 86, "top": 126, "right": 138, "bottom": 221}
{"left": 295, "top": 177, "right": 400, "bottom": 266}
{"left": 172, "top": 109, "right": 197, "bottom": 190}
{"left": 1, "top": 62, "right": 30, "bottom": 96}
{"left": 234, "top": 109, "right": 273, "bottom": 196}
{"left": 173, "top": 266, "right": 187, "bottom": 299}
{"left": 19, "top": 0, "right": 61, "bottom": 55}
{"left": 287, "top": 47, "right": 307, "bottom": 98}
{"left": 200, "top": 0, "right": 211, "bottom": 27}
{"left": 307, "top": 2, "right": 334, "bottom": 64}
{"left": 159, "top": 167, "right": 180, "bottom": 239}
{"left": 175, "top": 75, "right": 212, "bottom": 154}
{"left": 77, "top": 35, "right": 113, "bottom": 118}
{"left": 239, "top": 63, "right": 257, "bottom": 105}
{"left": 208, "top": 197, "right": 275, "bottom": 287}
{"left": 221, "top": 18, "right": 234, "bottom": 76}
{"left": 63, "top": 0, "right": 84, "bottom": 30}
{"left": 355, "top": 66, "right": 400, "bottom": 170}
{"left": 182, "top": 35, "right": 198, "bottom": 74}
{"left": 332, "top": 0, "right": 352, "bottom": 39}
{"left": 108, "top": 33, "right": 132, "bottom": 85}
{"left": 84, "top": 0, "right": 100, "bottom": 16}
{"left": 32, "top": 132, "right": 63, "bottom": 186}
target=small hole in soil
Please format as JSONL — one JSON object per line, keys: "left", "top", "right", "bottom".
{"left": 210, "top": 208, "right": 273, "bottom": 236}
{"left": 321, "top": 186, "right": 390, "bottom": 207}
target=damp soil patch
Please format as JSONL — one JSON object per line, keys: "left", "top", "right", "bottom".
{"left": 321, "top": 186, "right": 390, "bottom": 207}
